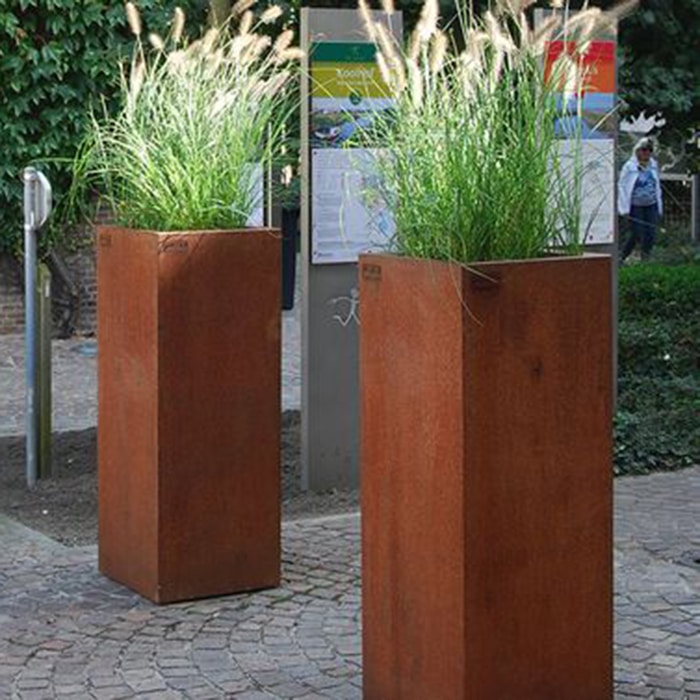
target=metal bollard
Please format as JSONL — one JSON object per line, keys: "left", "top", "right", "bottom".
{"left": 22, "top": 167, "right": 52, "bottom": 488}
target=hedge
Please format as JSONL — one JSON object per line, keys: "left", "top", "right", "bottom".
{"left": 615, "top": 263, "right": 700, "bottom": 475}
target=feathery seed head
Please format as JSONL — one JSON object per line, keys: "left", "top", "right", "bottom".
{"left": 125, "top": 2, "right": 142, "bottom": 37}
{"left": 210, "top": 91, "right": 236, "bottom": 118}
{"left": 406, "top": 59, "right": 423, "bottom": 108}
{"left": 562, "top": 7, "right": 601, "bottom": 34}
{"left": 242, "top": 34, "right": 271, "bottom": 64}
{"left": 407, "top": 32, "right": 420, "bottom": 62}
{"left": 358, "top": 0, "right": 377, "bottom": 41}
{"left": 166, "top": 49, "right": 186, "bottom": 72}
{"left": 531, "top": 15, "right": 560, "bottom": 54}
{"left": 239, "top": 11, "right": 254, "bottom": 35}
{"left": 429, "top": 30, "right": 448, "bottom": 75}
{"left": 381, "top": 0, "right": 395, "bottom": 16}
{"left": 232, "top": 0, "right": 256, "bottom": 17}
{"left": 516, "top": 12, "right": 531, "bottom": 49}
{"left": 273, "top": 29, "right": 294, "bottom": 55}
{"left": 206, "top": 48, "right": 225, "bottom": 74}
{"left": 485, "top": 11, "right": 515, "bottom": 54}
{"left": 202, "top": 27, "right": 219, "bottom": 54}
{"left": 229, "top": 34, "right": 254, "bottom": 60}
{"left": 417, "top": 0, "right": 439, "bottom": 42}
{"left": 276, "top": 47, "right": 304, "bottom": 63}
{"left": 605, "top": 0, "right": 639, "bottom": 21}
{"left": 260, "top": 5, "right": 283, "bottom": 23}
{"left": 148, "top": 33, "right": 165, "bottom": 51}
{"left": 185, "top": 39, "right": 203, "bottom": 60}
{"left": 129, "top": 57, "right": 146, "bottom": 100}
{"left": 172, "top": 7, "right": 186, "bottom": 44}
{"left": 255, "top": 72, "right": 289, "bottom": 98}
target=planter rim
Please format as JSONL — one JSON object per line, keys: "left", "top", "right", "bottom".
{"left": 96, "top": 225, "right": 280, "bottom": 237}
{"left": 359, "top": 251, "right": 610, "bottom": 269}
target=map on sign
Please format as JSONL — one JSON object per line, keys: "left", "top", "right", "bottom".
{"left": 310, "top": 41, "right": 395, "bottom": 264}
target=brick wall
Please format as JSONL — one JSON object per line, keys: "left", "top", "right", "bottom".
{"left": 0, "top": 228, "right": 97, "bottom": 337}
{"left": 0, "top": 255, "right": 24, "bottom": 334}
{"left": 65, "top": 239, "right": 97, "bottom": 335}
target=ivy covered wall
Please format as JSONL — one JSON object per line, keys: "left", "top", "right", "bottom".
{"left": 0, "top": 0, "right": 208, "bottom": 253}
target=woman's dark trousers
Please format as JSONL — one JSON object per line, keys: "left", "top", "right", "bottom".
{"left": 622, "top": 204, "right": 658, "bottom": 261}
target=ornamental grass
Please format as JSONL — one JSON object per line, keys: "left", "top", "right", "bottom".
{"left": 76, "top": 2, "right": 301, "bottom": 232}
{"left": 359, "top": 0, "right": 638, "bottom": 263}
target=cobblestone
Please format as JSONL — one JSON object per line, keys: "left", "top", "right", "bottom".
{"left": 0, "top": 465, "right": 698, "bottom": 697}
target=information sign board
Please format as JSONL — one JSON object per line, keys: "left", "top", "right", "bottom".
{"left": 310, "top": 39, "right": 394, "bottom": 263}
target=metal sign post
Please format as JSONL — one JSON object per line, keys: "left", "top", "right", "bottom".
{"left": 22, "top": 167, "right": 52, "bottom": 488}
{"left": 300, "top": 8, "right": 402, "bottom": 491}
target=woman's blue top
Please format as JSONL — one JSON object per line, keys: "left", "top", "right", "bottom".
{"left": 631, "top": 167, "right": 658, "bottom": 207}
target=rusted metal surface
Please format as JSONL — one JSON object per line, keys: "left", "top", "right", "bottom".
{"left": 360, "top": 253, "right": 613, "bottom": 700}
{"left": 98, "top": 227, "right": 281, "bottom": 604}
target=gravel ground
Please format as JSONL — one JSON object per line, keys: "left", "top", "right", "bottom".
{"left": 0, "top": 410, "right": 359, "bottom": 547}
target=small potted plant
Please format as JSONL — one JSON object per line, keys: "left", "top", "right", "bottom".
{"left": 79, "top": 2, "right": 301, "bottom": 603}
{"left": 358, "top": 0, "right": 636, "bottom": 697}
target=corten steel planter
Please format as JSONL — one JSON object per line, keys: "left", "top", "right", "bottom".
{"left": 359, "top": 253, "right": 613, "bottom": 700}
{"left": 97, "top": 226, "right": 281, "bottom": 604}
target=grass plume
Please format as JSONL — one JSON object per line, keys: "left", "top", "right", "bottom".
{"left": 74, "top": 2, "right": 300, "bottom": 231}
{"left": 359, "top": 0, "right": 638, "bottom": 263}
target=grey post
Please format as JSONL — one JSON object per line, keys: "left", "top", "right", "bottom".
{"left": 22, "top": 167, "right": 52, "bottom": 488}
{"left": 300, "top": 8, "right": 402, "bottom": 492}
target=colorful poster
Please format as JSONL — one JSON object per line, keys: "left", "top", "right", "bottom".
{"left": 544, "top": 32, "right": 617, "bottom": 244}
{"left": 546, "top": 40, "right": 617, "bottom": 140}
{"left": 310, "top": 41, "right": 395, "bottom": 263}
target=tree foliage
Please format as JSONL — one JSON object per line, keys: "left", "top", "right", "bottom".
{"left": 617, "top": 0, "right": 700, "bottom": 163}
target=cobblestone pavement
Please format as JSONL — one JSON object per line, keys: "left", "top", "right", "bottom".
{"left": 0, "top": 467, "right": 699, "bottom": 698}
{"left": 0, "top": 307, "right": 300, "bottom": 438}
{"left": 614, "top": 468, "right": 700, "bottom": 699}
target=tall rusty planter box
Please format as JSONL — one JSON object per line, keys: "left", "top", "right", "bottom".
{"left": 360, "top": 254, "right": 613, "bottom": 700}
{"left": 97, "top": 227, "right": 281, "bottom": 604}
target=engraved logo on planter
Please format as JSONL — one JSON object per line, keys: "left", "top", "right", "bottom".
{"left": 160, "top": 239, "right": 189, "bottom": 254}
{"left": 362, "top": 264, "right": 382, "bottom": 282}
{"left": 99, "top": 233, "right": 112, "bottom": 247}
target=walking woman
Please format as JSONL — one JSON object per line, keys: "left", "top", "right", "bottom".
{"left": 618, "top": 136, "right": 663, "bottom": 262}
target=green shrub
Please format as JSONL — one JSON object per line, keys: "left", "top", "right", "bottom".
{"left": 618, "top": 318, "right": 700, "bottom": 378}
{"left": 619, "top": 263, "right": 700, "bottom": 318}
{"left": 0, "top": 0, "right": 208, "bottom": 253}
{"left": 616, "top": 263, "right": 700, "bottom": 475}
{"left": 614, "top": 375, "right": 700, "bottom": 475}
